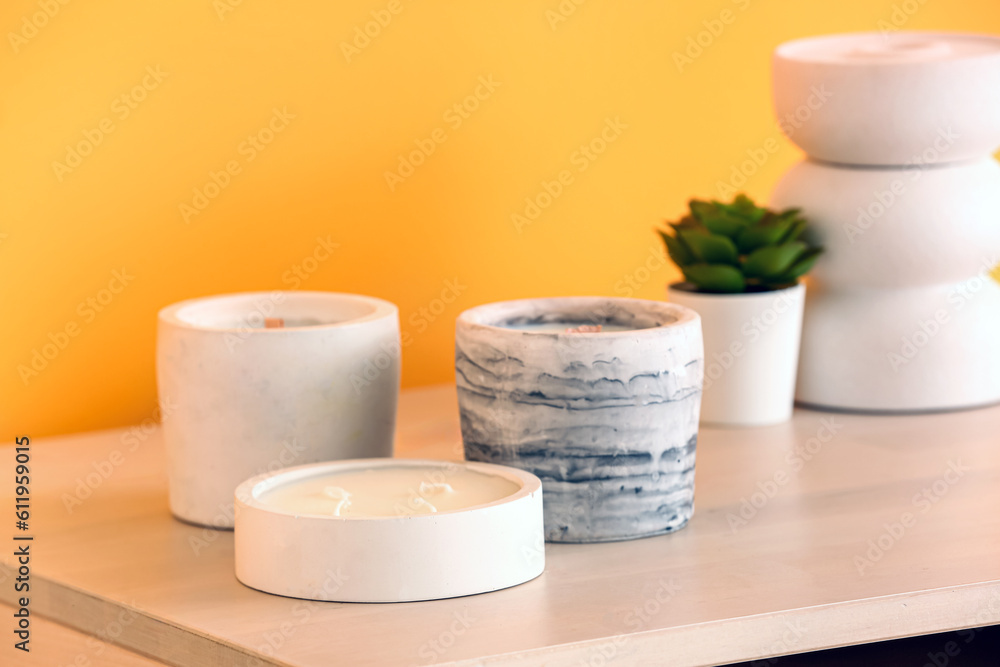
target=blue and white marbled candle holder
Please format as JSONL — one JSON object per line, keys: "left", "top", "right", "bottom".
{"left": 455, "top": 297, "right": 703, "bottom": 543}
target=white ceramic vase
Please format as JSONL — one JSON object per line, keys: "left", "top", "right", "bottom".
{"left": 157, "top": 291, "right": 400, "bottom": 528}
{"left": 771, "top": 31, "right": 1000, "bottom": 412}
{"left": 668, "top": 284, "right": 804, "bottom": 427}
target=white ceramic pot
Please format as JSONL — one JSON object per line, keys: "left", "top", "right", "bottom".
{"left": 235, "top": 459, "right": 544, "bottom": 602}
{"left": 157, "top": 291, "right": 400, "bottom": 528}
{"left": 771, "top": 157, "right": 1000, "bottom": 289}
{"left": 773, "top": 32, "right": 1000, "bottom": 165}
{"left": 455, "top": 297, "right": 703, "bottom": 542}
{"left": 667, "top": 284, "right": 804, "bottom": 427}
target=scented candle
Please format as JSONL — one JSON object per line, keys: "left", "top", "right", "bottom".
{"left": 157, "top": 291, "right": 400, "bottom": 528}
{"left": 456, "top": 296, "right": 704, "bottom": 543}
{"left": 235, "top": 459, "right": 544, "bottom": 602}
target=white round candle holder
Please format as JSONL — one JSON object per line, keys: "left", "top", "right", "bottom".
{"left": 158, "top": 291, "right": 400, "bottom": 529}
{"left": 234, "top": 459, "right": 544, "bottom": 603}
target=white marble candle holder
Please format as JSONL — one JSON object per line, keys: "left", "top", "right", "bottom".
{"left": 455, "top": 297, "right": 703, "bottom": 543}
{"left": 158, "top": 291, "right": 400, "bottom": 528}
{"left": 234, "top": 459, "right": 544, "bottom": 602}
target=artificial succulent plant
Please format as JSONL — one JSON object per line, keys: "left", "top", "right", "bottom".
{"left": 658, "top": 194, "right": 822, "bottom": 293}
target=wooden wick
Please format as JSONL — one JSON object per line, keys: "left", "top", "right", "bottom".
{"left": 264, "top": 318, "right": 285, "bottom": 329}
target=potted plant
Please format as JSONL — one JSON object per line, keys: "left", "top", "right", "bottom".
{"left": 659, "top": 194, "right": 822, "bottom": 426}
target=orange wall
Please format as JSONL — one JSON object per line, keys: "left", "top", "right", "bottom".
{"left": 4, "top": 1, "right": 1000, "bottom": 440}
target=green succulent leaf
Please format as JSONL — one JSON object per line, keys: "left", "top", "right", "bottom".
{"left": 688, "top": 199, "right": 715, "bottom": 222}
{"left": 736, "top": 222, "right": 790, "bottom": 254}
{"left": 682, "top": 263, "right": 746, "bottom": 293}
{"left": 780, "top": 246, "right": 823, "bottom": 280}
{"left": 701, "top": 210, "right": 747, "bottom": 238}
{"left": 658, "top": 230, "right": 695, "bottom": 267}
{"left": 742, "top": 241, "right": 807, "bottom": 279}
{"left": 721, "top": 194, "right": 767, "bottom": 223}
{"left": 671, "top": 215, "right": 708, "bottom": 237}
{"left": 773, "top": 207, "right": 801, "bottom": 221}
{"left": 780, "top": 218, "right": 808, "bottom": 243}
{"left": 678, "top": 229, "right": 739, "bottom": 266}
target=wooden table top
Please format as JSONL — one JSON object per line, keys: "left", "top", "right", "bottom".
{"left": 3, "top": 385, "right": 999, "bottom": 667}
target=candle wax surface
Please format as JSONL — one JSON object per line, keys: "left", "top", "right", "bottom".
{"left": 502, "top": 322, "right": 643, "bottom": 333}
{"left": 257, "top": 465, "right": 521, "bottom": 518}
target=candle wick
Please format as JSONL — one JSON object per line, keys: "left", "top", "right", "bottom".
{"left": 410, "top": 497, "right": 438, "bottom": 514}
{"left": 264, "top": 318, "right": 285, "bottom": 329}
{"left": 322, "top": 486, "right": 352, "bottom": 516}
{"left": 565, "top": 324, "right": 602, "bottom": 334}
{"left": 418, "top": 481, "right": 455, "bottom": 496}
